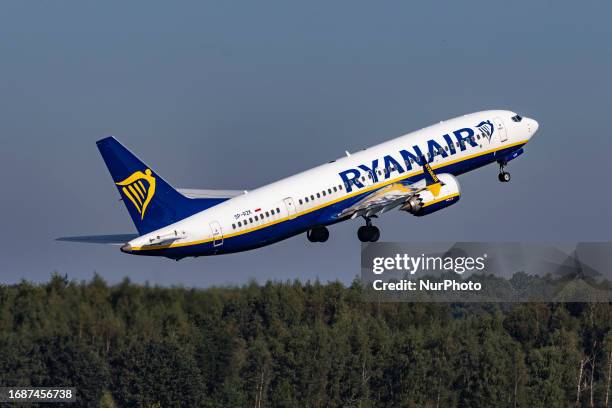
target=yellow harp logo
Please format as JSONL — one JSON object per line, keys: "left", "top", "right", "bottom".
{"left": 116, "top": 169, "right": 156, "bottom": 219}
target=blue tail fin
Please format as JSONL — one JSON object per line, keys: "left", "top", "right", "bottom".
{"left": 97, "top": 137, "right": 226, "bottom": 235}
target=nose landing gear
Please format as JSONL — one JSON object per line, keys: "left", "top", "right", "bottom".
{"left": 498, "top": 161, "right": 511, "bottom": 183}
{"left": 498, "top": 172, "right": 511, "bottom": 182}
{"left": 357, "top": 217, "right": 380, "bottom": 242}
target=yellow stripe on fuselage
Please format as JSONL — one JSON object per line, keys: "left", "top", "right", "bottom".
{"left": 131, "top": 140, "right": 527, "bottom": 251}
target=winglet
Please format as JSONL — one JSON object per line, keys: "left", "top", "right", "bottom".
{"left": 422, "top": 160, "right": 442, "bottom": 197}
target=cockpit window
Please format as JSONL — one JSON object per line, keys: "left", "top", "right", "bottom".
{"left": 511, "top": 114, "right": 523, "bottom": 122}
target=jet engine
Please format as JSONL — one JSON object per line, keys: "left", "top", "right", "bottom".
{"left": 400, "top": 173, "right": 461, "bottom": 216}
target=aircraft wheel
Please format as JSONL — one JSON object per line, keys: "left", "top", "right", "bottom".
{"left": 307, "top": 227, "right": 329, "bottom": 242}
{"left": 318, "top": 227, "right": 329, "bottom": 242}
{"left": 369, "top": 226, "right": 380, "bottom": 242}
{"left": 498, "top": 172, "right": 511, "bottom": 182}
{"left": 358, "top": 225, "right": 379, "bottom": 242}
{"left": 358, "top": 226, "right": 370, "bottom": 242}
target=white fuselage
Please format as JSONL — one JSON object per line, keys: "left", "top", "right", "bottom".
{"left": 126, "top": 110, "right": 538, "bottom": 258}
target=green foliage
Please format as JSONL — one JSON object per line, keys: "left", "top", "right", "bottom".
{"left": 0, "top": 276, "right": 609, "bottom": 407}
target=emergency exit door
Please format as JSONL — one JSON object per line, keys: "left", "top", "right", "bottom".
{"left": 283, "top": 197, "right": 297, "bottom": 220}
{"left": 493, "top": 117, "right": 508, "bottom": 143}
{"left": 209, "top": 221, "right": 223, "bottom": 247}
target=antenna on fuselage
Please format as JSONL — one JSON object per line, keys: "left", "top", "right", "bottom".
{"left": 345, "top": 151, "right": 351, "bottom": 157}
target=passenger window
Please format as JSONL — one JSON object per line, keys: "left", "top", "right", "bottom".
{"left": 265, "top": 211, "right": 269, "bottom": 217}
{"left": 311, "top": 195, "right": 314, "bottom": 200}
{"left": 238, "top": 221, "right": 242, "bottom": 227}
{"left": 328, "top": 188, "right": 332, "bottom": 194}
{"left": 339, "top": 184, "right": 343, "bottom": 190}
{"left": 232, "top": 223, "right": 236, "bottom": 229}
{"left": 249, "top": 217, "right": 253, "bottom": 223}
{"left": 299, "top": 199, "right": 303, "bottom": 205}
{"left": 316, "top": 193, "right": 320, "bottom": 198}
{"left": 305, "top": 197, "right": 309, "bottom": 203}
{"left": 333, "top": 186, "right": 337, "bottom": 192}
{"left": 276, "top": 208, "right": 280, "bottom": 213}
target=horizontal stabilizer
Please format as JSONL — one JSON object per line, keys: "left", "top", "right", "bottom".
{"left": 177, "top": 189, "right": 243, "bottom": 199}
{"left": 56, "top": 234, "right": 138, "bottom": 245}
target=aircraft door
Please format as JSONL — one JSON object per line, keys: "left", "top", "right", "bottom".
{"left": 283, "top": 197, "right": 297, "bottom": 219}
{"left": 493, "top": 117, "right": 508, "bottom": 143}
{"left": 209, "top": 221, "right": 223, "bottom": 247}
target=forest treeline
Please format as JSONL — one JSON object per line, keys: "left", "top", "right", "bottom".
{"left": 0, "top": 274, "right": 611, "bottom": 407}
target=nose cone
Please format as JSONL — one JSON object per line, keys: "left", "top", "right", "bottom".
{"left": 526, "top": 117, "right": 539, "bottom": 137}
{"left": 120, "top": 243, "right": 133, "bottom": 253}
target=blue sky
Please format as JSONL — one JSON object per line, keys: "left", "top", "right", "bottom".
{"left": 1, "top": 1, "right": 611, "bottom": 286}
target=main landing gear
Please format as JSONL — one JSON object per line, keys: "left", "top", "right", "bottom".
{"left": 357, "top": 217, "right": 380, "bottom": 242}
{"left": 498, "top": 161, "right": 511, "bottom": 183}
{"left": 307, "top": 226, "right": 329, "bottom": 242}
{"left": 307, "top": 218, "right": 381, "bottom": 243}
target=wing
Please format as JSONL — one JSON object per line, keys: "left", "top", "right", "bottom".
{"left": 339, "top": 162, "right": 443, "bottom": 219}
{"left": 56, "top": 234, "right": 138, "bottom": 245}
{"left": 339, "top": 183, "right": 424, "bottom": 219}
{"left": 177, "top": 189, "right": 244, "bottom": 199}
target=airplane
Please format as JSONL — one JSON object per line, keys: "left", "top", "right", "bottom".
{"left": 58, "top": 110, "right": 539, "bottom": 259}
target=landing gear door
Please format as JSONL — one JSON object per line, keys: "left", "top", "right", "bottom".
{"left": 493, "top": 117, "right": 508, "bottom": 143}
{"left": 209, "top": 221, "right": 223, "bottom": 247}
{"left": 283, "top": 197, "right": 297, "bottom": 220}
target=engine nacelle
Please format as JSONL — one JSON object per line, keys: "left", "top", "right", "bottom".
{"left": 400, "top": 173, "right": 461, "bottom": 216}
